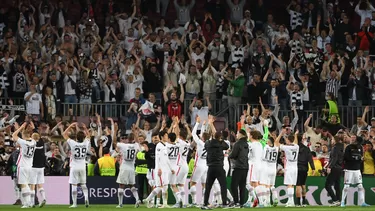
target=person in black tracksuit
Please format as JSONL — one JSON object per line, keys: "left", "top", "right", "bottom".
{"left": 296, "top": 140, "right": 315, "bottom": 206}
{"left": 228, "top": 130, "right": 249, "bottom": 207}
{"left": 325, "top": 137, "right": 344, "bottom": 205}
{"left": 201, "top": 132, "right": 229, "bottom": 209}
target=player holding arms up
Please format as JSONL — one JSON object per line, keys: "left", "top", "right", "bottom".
{"left": 29, "top": 134, "right": 47, "bottom": 208}
{"left": 274, "top": 130, "right": 299, "bottom": 207}
{"left": 115, "top": 132, "right": 141, "bottom": 208}
{"left": 175, "top": 128, "right": 191, "bottom": 208}
{"left": 12, "top": 122, "right": 36, "bottom": 208}
{"left": 145, "top": 131, "right": 174, "bottom": 208}
{"left": 62, "top": 123, "right": 91, "bottom": 208}
{"left": 190, "top": 116, "right": 209, "bottom": 207}
{"left": 341, "top": 137, "right": 370, "bottom": 207}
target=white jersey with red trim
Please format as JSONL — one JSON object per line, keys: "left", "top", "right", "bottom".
{"left": 67, "top": 138, "right": 91, "bottom": 169}
{"left": 166, "top": 142, "right": 179, "bottom": 168}
{"left": 16, "top": 138, "right": 36, "bottom": 167}
{"left": 249, "top": 141, "right": 263, "bottom": 165}
{"left": 155, "top": 142, "right": 171, "bottom": 171}
{"left": 117, "top": 142, "right": 140, "bottom": 170}
{"left": 280, "top": 144, "right": 299, "bottom": 169}
{"left": 192, "top": 123, "right": 207, "bottom": 167}
{"left": 176, "top": 138, "right": 190, "bottom": 166}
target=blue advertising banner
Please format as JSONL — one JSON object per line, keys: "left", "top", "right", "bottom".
{"left": 70, "top": 177, "right": 135, "bottom": 205}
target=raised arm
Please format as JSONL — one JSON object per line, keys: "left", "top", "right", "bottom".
{"left": 62, "top": 122, "right": 77, "bottom": 140}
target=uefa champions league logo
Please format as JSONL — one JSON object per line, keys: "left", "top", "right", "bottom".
{"left": 77, "top": 186, "right": 84, "bottom": 200}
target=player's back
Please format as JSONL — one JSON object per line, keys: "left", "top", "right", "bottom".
{"left": 68, "top": 138, "right": 90, "bottom": 169}
{"left": 33, "top": 139, "right": 46, "bottom": 168}
{"left": 118, "top": 142, "right": 139, "bottom": 170}
{"left": 17, "top": 138, "right": 37, "bottom": 168}
{"left": 155, "top": 142, "right": 169, "bottom": 170}
{"left": 250, "top": 141, "right": 263, "bottom": 164}
{"left": 195, "top": 140, "right": 207, "bottom": 166}
{"left": 167, "top": 142, "right": 180, "bottom": 166}
{"left": 177, "top": 139, "right": 190, "bottom": 166}
{"left": 262, "top": 145, "right": 279, "bottom": 169}
{"left": 281, "top": 144, "right": 299, "bottom": 168}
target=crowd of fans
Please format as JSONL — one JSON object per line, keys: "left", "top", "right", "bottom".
{"left": 0, "top": 0, "right": 375, "bottom": 179}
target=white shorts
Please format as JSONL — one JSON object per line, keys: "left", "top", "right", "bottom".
{"left": 260, "top": 165, "right": 277, "bottom": 186}
{"left": 116, "top": 168, "right": 135, "bottom": 185}
{"left": 344, "top": 170, "right": 362, "bottom": 185}
{"left": 247, "top": 164, "right": 261, "bottom": 183}
{"left": 154, "top": 169, "right": 169, "bottom": 187}
{"left": 146, "top": 169, "right": 155, "bottom": 187}
{"left": 191, "top": 165, "right": 208, "bottom": 183}
{"left": 69, "top": 168, "right": 87, "bottom": 185}
{"left": 284, "top": 167, "right": 297, "bottom": 186}
{"left": 30, "top": 168, "right": 45, "bottom": 185}
{"left": 175, "top": 164, "right": 189, "bottom": 185}
{"left": 18, "top": 166, "right": 32, "bottom": 185}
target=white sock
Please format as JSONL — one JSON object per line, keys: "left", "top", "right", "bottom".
{"left": 287, "top": 187, "right": 294, "bottom": 205}
{"left": 189, "top": 185, "right": 196, "bottom": 204}
{"left": 162, "top": 186, "right": 168, "bottom": 205}
{"left": 71, "top": 186, "right": 77, "bottom": 206}
{"left": 14, "top": 180, "right": 20, "bottom": 200}
{"left": 21, "top": 187, "right": 30, "bottom": 206}
{"left": 271, "top": 186, "right": 278, "bottom": 202}
{"left": 255, "top": 186, "right": 264, "bottom": 205}
{"left": 341, "top": 184, "right": 349, "bottom": 204}
{"left": 264, "top": 188, "right": 270, "bottom": 206}
{"left": 156, "top": 197, "right": 161, "bottom": 206}
{"left": 227, "top": 189, "right": 234, "bottom": 202}
{"left": 131, "top": 187, "right": 140, "bottom": 202}
{"left": 358, "top": 184, "right": 365, "bottom": 205}
{"left": 172, "top": 191, "right": 178, "bottom": 203}
{"left": 39, "top": 188, "right": 46, "bottom": 201}
{"left": 176, "top": 191, "right": 182, "bottom": 203}
{"left": 117, "top": 188, "right": 124, "bottom": 206}
{"left": 30, "top": 190, "right": 35, "bottom": 206}
{"left": 146, "top": 187, "right": 161, "bottom": 202}
{"left": 246, "top": 184, "right": 254, "bottom": 203}
{"left": 81, "top": 185, "right": 89, "bottom": 202}
{"left": 178, "top": 186, "right": 186, "bottom": 205}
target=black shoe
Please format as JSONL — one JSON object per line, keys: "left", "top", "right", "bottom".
{"left": 13, "top": 199, "right": 22, "bottom": 205}
{"left": 201, "top": 205, "right": 212, "bottom": 210}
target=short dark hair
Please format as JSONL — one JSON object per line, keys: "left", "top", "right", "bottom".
{"left": 77, "top": 131, "right": 85, "bottom": 143}
{"left": 103, "top": 147, "right": 110, "bottom": 154}
{"left": 179, "top": 129, "right": 188, "bottom": 139}
{"left": 168, "top": 133, "right": 177, "bottom": 142}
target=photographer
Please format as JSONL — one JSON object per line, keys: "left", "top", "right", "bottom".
{"left": 201, "top": 131, "right": 229, "bottom": 209}
{"left": 325, "top": 136, "right": 344, "bottom": 206}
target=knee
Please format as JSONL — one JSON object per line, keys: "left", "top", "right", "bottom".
{"left": 357, "top": 184, "right": 364, "bottom": 191}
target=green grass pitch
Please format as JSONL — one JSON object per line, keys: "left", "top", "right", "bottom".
{"left": 0, "top": 205, "right": 373, "bottom": 210}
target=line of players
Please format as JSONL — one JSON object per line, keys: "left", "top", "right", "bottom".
{"left": 13, "top": 115, "right": 370, "bottom": 208}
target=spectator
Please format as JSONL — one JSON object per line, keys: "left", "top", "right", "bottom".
{"left": 362, "top": 141, "right": 375, "bottom": 175}
{"left": 226, "top": 0, "right": 245, "bottom": 25}
{"left": 174, "top": 0, "right": 196, "bottom": 25}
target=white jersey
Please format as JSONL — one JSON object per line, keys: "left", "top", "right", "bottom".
{"left": 192, "top": 123, "right": 207, "bottom": 166}
{"left": 155, "top": 142, "right": 171, "bottom": 171}
{"left": 262, "top": 145, "right": 279, "bottom": 167}
{"left": 117, "top": 142, "right": 140, "bottom": 170}
{"left": 67, "top": 138, "right": 91, "bottom": 169}
{"left": 167, "top": 142, "right": 180, "bottom": 167}
{"left": 249, "top": 141, "right": 263, "bottom": 165}
{"left": 17, "top": 138, "right": 37, "bottom": 168}
{"left": 280, "top": 144, "right": 299, "bottom": 169}
{"left": 176, "top": 138, "right": 190, "bottom": 166}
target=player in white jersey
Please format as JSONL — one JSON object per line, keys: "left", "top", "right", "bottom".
{"left": 12, "top": 122, "right": 36, "bottom": 208}
{"left": 275, "top": 129, "right": 299, "bottom": 207}
{"left": 190, "top": 117, "right": 208, "bottom": 207}
{"left": 115, "top": 133, "right": 141, "bottom": 208}
{"left": 166, "top": 132, "right": 183, "bottom": 208}
{"left": 62, "top": 123, "right": 91, "bottom": 208}
{"left": 145, "top": 131, "right": 174, "bottom": 208}
{"left": 259, "top": 137, "right": 279, "bottom": 207}
{"left": 175, "top": 128, "right": 191, "bottom": 207}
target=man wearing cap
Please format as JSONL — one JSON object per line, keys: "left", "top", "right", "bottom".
{"left": 229, "top": 129, "right": 249, "bottom": 207}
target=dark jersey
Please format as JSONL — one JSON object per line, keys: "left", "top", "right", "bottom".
{"left": 33, "top": 139, "right": 46, "bottom": 168}
{"left": 145, "top": 143, "right": 156, "bottom": 169}
{"left": 344, "top": 143, "right": 363, "bottom": 170}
